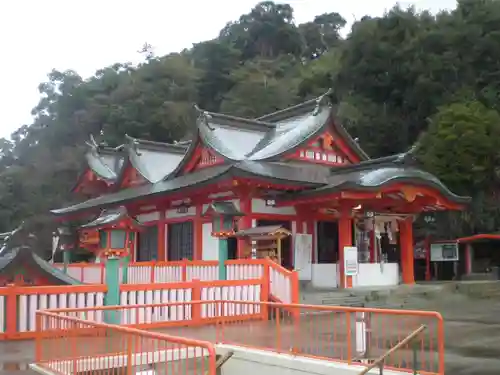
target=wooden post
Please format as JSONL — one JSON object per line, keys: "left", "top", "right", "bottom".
{"left": 261, "top": 265, "right": 270, "bottom": 319}
{"left": 238, "top": 196, "right": 252, "bottom": 258}
{"left": 6, "top": 285, "right": 18, "bottom": 338}
{"left": 157, "top": 211, "right": 166, "bottom": 261}
{"left": 104, "top": 256, "right": 121, "bottom": 324}
{"left": 191, "top": 279, "right": 202, "bottom": 324}
{"left": 398, "top": 218, "right": 415, "bottom": 284}
{"left": 338, "top": 208, "right": 354, "bottom": 288}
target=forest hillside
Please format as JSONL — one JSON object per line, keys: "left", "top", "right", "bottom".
{"left": 2, "top": 0, "right": 500, "bottom": 252}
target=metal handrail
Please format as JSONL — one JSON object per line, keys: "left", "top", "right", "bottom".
{"left": 358, "top": 324, "right": 427, "bottom": 375}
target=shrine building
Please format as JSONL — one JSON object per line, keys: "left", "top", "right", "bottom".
{"left": 52, "top": 90, "right": 469, "bottom": 288}
{"left": 0, "top": 224, "right": 80, "bottom": 286}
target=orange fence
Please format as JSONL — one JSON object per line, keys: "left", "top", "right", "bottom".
{"left": 44, "top": 300, "right": 445, "bottom": 375}
{"left": 118, "top": 278, "right": 266, "bottom": 326}
{"left": 0, "top": 278, "right": 266, "bottom": 340}
{"left": 0, "top": 284, "right": 107, "bottom": 340}
{"left": 53, "top": 258, "right": 300, "bottom": 303}
{"left": 34, "top": 310, "right": 217, "bottom": 375}
{"left": 226, "top": 259, "right": 299, "bottom": 303}
{"left": 53, "top": 259, "right": 219, "bottom": 284}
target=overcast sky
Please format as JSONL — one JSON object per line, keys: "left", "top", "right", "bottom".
{"left": 0, "top": 0, "right": 456, "bottom": 139}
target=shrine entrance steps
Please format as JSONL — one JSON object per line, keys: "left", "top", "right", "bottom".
{"left": 301, "top": 280, "right": 500, "bottom": 310}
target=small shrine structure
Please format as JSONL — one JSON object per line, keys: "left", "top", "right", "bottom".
{"left": 0, "top": 224, "right": 80, "bottom": 286}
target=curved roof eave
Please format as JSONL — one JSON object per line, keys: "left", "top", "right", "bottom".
{"left": 280, "top": 167, "right": 470, "bottom": 205}
{"left": 51, "top": 164, "right": 234, "bottom": 216}
{"left": 339, "top": 178, "right": 470, "bottom": 204}
{"left": 80, "top": 206, "right": 143, "bottom": 229}
{"left": 85, "top": 151, "right": 117, "bottom": 181}
{"left": 254, "top": 89, "right": 369, "bottom": 162}
{"left": 198, "top": 116, "right": 246, "bottom": 161}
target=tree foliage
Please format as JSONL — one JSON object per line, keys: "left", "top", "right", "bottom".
{"left": 2, "top": 0, "right": 500, "bottom": 251}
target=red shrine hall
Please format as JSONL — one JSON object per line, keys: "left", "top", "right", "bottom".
{"left": 53, "top": 90, "right": 469, "bottom": 288}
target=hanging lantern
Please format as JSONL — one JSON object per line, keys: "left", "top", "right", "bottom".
{"left": 80, "top": 206, "right": 143, "bottom": 259}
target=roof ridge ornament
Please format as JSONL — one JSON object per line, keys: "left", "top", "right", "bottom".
{"left": 125, "top": 134, "right": 142, "bottom": 156}
{"left": 194, "top": 104, "right": 215, "bottom": 131}
{"left": 395, "top": 142, "right": 420, "bottom": 164}
{"left": 313, "top": 88, "right": 333, "bottom": 116}
{"left": 85, "top": 134, "right": 100, "bottom": 154}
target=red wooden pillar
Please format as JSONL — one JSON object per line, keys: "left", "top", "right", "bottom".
{"left": 398, "top": 217, "right": 415, "bottom": 284}
{"left": 157, "top": 211, "right": 166, "bottom": 261}
{"left": 238, "top": 196, "right": 252, "bottom": 258}
{"left": 338, "top": 208, "right": 353, "bottom": 288}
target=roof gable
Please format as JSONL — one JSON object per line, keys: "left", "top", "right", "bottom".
{"left": 118, "top": 163, "right": 147, "bottom": 189}
{"left": 286, "top": 130, "right": 353, "bottom": 166}
{"left": 196, "top": 108, "right": 270, "bottom": 160}
{"left": 170, "top": 90, "right": 369, "bottom": 180}
{"left": 247, "top": 102, "right": 332, "bottom": 161}
{"left": 125, "top": 136, "right": 187, "bottom": 183}
{"left": 248, "top": 90, "right": 368, "bottom": 163}
{"left": 179, "top": 140, "right": 225, "bottom": 174}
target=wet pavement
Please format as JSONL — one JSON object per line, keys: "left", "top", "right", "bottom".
{"left": 0, "top": 341, "right": 37, "bottom": 375}
{"left": 3, "top": 295, "right": 500, "bottom": 375}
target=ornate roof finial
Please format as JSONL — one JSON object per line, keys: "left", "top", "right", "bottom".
{"left": 194, "top": 104, "right": 215, "bottom": 131}
{"left": 313, "top": 88, "right": 333, "bottom": 116}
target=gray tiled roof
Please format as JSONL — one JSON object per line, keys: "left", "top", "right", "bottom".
{"left": 53, "top": 165, "right": 234, "bottom": 215}
{"left": 52, "top": 160, "right": 330, "bottom": 216}
{"left": 247, "top": 105, "right": 331, "bottom": 161}
{"left": 274, "top": 160, "right": 470, "bottom": 204}
{"left": 80, "top": 206, "right": 142, "bottom": 229}
{"left": 85, "top": 150, "right": 120, "bottom": 181}
{"left": 0, "top": 246, "right": 81, "bottom": 285}
{"left": 83, "top": 136, "right": 189, "bottom": 185}
{"left": 202, "top": 201, "right": 244, "bottom": 217}
{"left": 126, "top": 136, "right": 188, "bottom": 183}
{"left": 196, "top": 90, "right": 369, "bottom": 163}
{"left": 198, "top": 116, "right": 267, "bottom": 159}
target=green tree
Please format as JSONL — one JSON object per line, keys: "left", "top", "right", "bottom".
{"left": 299, "top": 12, "right": 346, "bottom": 58}
{"left": 220, "top": 56, "right": 300, "bottom": 117}
{"left": 219, "top": 1, "right": 302, "bottom": 59}
{"left": 418, "top": 100, "right": 500, "bottom": 235}
{"left": 419, "top": 100, "right": 500, "bottom": 192}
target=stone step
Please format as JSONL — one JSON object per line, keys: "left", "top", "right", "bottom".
{"left": 321, "top": 295, "right": 365, "bottom": 307}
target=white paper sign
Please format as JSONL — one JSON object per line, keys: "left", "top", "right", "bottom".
{"left": 344, "top": 246, "right": 359, "bottom": 276}
{"left": 294, "top": 233, "right": 313, "bottom": 281}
